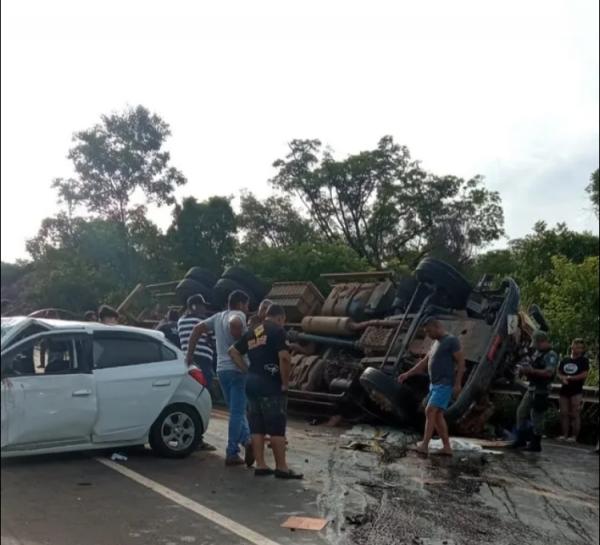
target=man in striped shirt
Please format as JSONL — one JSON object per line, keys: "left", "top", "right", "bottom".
{"left": 178, "top": 294, "right": 216, "bottom": 452}
{"left": 178, "top": 294, "right": 215, "bottom": 387}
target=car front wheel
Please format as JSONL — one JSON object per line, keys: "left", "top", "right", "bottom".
{"left": 149, "top": 404, "right": 203, "bottom": 458}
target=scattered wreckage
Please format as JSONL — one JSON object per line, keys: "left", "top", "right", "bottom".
{"left": 7, "top": 259, "right": 597, "bottom": 433}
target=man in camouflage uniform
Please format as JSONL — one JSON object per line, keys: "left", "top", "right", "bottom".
{"left": 510, "top": 331, "right": 558, "bottom": 452}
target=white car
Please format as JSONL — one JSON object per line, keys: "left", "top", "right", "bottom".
{"left": 1, "top": 317, "right": 211, "bottom": 459}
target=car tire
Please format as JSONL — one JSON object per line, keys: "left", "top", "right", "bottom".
{"left": 184, "top": 267, "right": 219, "bottom": 288}
{"left": 359, "top": 367, "right": 419, "bottom": 424}
{"left": 175, "top": 278, "right": 213, "bottom": 305}
{"left": 414, "top": 258, "right": 472, "bottom": 310}
{"left": 213, "top": 278, "right": 259, "bottom": 310}
{"left": 222, "top": 267, "right": 267, "bottom": 301}
{"left": 149, "top": 403, "right": 203, "bottom": 459}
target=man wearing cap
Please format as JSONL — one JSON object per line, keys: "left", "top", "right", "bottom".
{"left": 510, "top": 331, "right": 558, "bottom": 452}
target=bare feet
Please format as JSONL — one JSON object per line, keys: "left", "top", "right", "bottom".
{"left": 415, "top": 442, "right": 429, "bottom": 455}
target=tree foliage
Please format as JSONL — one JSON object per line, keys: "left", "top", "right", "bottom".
{"left": 587, "top": 168, "right": 599, "bottom": 217}
{"left": 59, "top": 105, "right": 186, "bottom": 225}
{"left": 271, "top": 136, "right": 504, "bottom": 267}
{"left": 167, "top": 196, "right": 237, "bottom": 275}
{"left": 238, "top": 191, "right": 318, "bottom": 250}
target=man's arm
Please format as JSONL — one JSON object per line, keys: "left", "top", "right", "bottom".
{"left": 227, "top": 346, "right": 249, "bottom": 373}
{"left": 397, "top": 355, "right": 429, "bottom": 383}
{"left": 186, "top": 322, "right": 210, "bottom": 366}
{"left": 228, "top": 313, "right": 245, "bottom": 341}
{"left": 453, "top": 349, "right": 466, "bottom": 396}
{"left": 278, "top": 349, "right": 292, "bottom": 391}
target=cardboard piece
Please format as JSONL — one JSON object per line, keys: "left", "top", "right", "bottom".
{"left": 281, "top": 516, "right": 328, "bottom": 531}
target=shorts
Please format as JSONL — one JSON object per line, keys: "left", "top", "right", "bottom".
{"left": 247, "top": 395, "right": 288, "bottom": 437}
{"left": 427, "top": 384, "right": 453, "bottom": 410}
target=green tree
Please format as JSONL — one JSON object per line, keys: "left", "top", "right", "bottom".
{"left": 61, "top": 105, "right": 186, "bottom": 226}
{"left": 534, "top": 255, "right": 599, "bottom": 362}
{"left": 271, "top": 136, "right": 504, "bottom": 268}
{"left": 242, "top": 241, "right": 370, "bottom": 294}
{"left": 167, "top": 196, "right": 237, "bottom": 274}
{"left": 238, "top": 191, "right": 318, "bottom": 250}
{"left": 587, "top": 168, "right": 599, "bottom": 217}
{"left": 509, "top": 222, "right": 599, "bottom": 303}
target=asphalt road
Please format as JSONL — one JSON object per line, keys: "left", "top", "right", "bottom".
{"left": 2, "top": 411, "right": 599, "bottom": 545}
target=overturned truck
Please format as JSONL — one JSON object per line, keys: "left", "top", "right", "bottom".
{"left": 115, "top": 258, "right": 547, "bottom": 431}
{"left": 266, "top": 259, "right": 545, "bottom": 431}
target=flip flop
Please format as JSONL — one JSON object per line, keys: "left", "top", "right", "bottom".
{"left": 274, "top": 469, "right": 304, "bottom": 480}
{"left": 254, "top": 468, "right": 275, "bottom": 477}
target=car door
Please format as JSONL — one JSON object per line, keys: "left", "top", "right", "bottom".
{"left": 91, "top": 331, "right": 183, "bottom": 443}
{"left": 0, "top": 331, "right": 97, "bottom": 451}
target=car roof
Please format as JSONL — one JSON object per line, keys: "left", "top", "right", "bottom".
{"left": 2, "top": 317, "right": 166, "bottom": 342}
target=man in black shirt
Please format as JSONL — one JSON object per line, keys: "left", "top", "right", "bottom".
{"left": 557, "top": 338, "right": 589, "bottom": 442}
{"left": 228, "top": 305, "right": 302, "bottom": 479}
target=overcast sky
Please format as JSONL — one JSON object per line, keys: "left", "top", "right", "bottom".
{"left": 1, "top": 0, "right": 598, "bottom": 262}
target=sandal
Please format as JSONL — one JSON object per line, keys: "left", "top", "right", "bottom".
{"left": 254, "top": 468, "right": 275, "bottom": 477}
{"left": 274, "top": 469, "right": 303, "bottom": 480}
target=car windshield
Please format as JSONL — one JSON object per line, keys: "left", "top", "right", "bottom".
{"left": 1, "top": 317, "right": 24, "bottom": 340}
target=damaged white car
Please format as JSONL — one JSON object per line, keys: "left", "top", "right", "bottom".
{"left": 1, "top": 317, "right": 211, "bottom": 458}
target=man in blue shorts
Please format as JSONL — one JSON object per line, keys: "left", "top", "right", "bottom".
{"left": 398, "top": 317, "right": 465, "bottom": 455}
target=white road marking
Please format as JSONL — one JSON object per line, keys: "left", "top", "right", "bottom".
{"left": 96, "top": 458, "right": 282, "bottom": 545}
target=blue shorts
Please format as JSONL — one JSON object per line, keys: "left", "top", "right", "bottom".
{"left": 427, "top": 384, "right": 453, "bottom": 410}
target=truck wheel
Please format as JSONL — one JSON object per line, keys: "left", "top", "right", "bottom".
{"left": 415, "top": 258, "right": 472, "bottom": 310}
{"left": 184, "top": 267, "right": 219, "bottom": 288}
{"left": 359, "top": 367, "right": 417, "bottom": 424}
{"left": 149, "top": 404, "right": 202, "bottom": 459}
{"left": 213, "top": 278, "right": 259, "bottom": 310}
{"left": 222, "top": 267, "right": 268, "bottom": 301}
{"left": 175, "top": 278, "right": 213, "bottom": 305}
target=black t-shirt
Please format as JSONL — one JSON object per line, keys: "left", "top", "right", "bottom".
{"left": 558, "top": 356, "right": 589, "bottom": 396}
{"left": 234, "top": 320, "right": 288, "bottom": 397}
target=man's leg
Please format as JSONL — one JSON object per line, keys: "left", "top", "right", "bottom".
{"left": 527, "top": 393, "right": 548, "bottom": 452}
{"left": 217, "top": 370, "right": 243, "bottom": 462}
{"left": 570, "top": 394, "right": 583, "bottom": 440}
{"left": 247, "top": 397, "right": 269, "bottom": 472}
{"left": 435, "top": 411, "right": 452, "bottom": 453}
{"left": 227, "top": 372, "right": 253, "bottom": 466}
{"left": 510, "top": 392, "right": 531, "bottom": 448}
{"left": 418, "top": 405, "right": 438, "bottom": 453}
{"left": 559, "top": 395, "right": 570, "bottom": 438}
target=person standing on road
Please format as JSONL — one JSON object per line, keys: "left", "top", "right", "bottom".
{"left": 398, "top": 318, "right": 465, "bottom": 456}
{"left": 557, "top": 338, "right": 589, "bottom": 442}
{"left": 510, "top": 331, "right": 558, "bottom": 453}
{"left": 187, "top": 290, "right": 254, "bottom": 467}
{"left": 178, "top": 295, "right": 215, "bottom": 452}
{"left": 156, "top": 309, "right": 181, "bottom": 348}
{"left": 228, "top": 304, "right": 302, "bottom": 479}
{"left": 84, "top": 310, "right": 98, "bottom": 322}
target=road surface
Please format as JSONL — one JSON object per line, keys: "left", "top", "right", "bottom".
{"left": 2, "top": 410, "right": 598, "bottom": 545}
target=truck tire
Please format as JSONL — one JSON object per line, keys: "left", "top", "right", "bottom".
{"left": 222, "top": 267, "right": 267, "bottom": 301}
{"left": 359, "top": 367, "right": 419, "bottom": 424}
{"left": 149, "top": 403, "right": 203, "bottom": 458}
{"left": 213, "top": 278, "right": 258, "bottom": 310}
{"left": 415, "top": 258, "right": 472, "bottom": 310}
{"left": 175, "top": 278, "right": 213, "bottom": 305}
{"left": 184, "top": 267, "right": 218, "bottom": 288}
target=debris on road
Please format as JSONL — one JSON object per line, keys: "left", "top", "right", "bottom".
{"left": 427, "top": 438, "right": 504, "bottom": 455}
{"left": 281, "top": 516, "right": 328, "bottom": 531}
{"left": 110, "top": 452, "right": 128, "bottom": 461}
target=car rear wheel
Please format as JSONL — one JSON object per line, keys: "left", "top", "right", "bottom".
{"left": 149, "top": 404, "right": 202, "bottom": 458}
